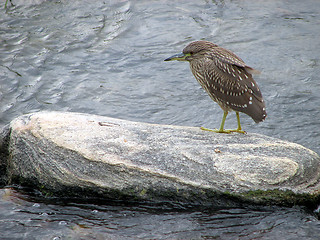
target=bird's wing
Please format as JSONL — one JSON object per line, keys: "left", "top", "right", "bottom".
{"left": 197, "top": 58, "right": 266, "bottom": 122}
{"left": 206, "top": 48, "right": 262, "bottom": 99}
{"left": 202, "top": 58, "right": 262, "bottom": 99}
{"left": 209, "top": 47, "right": 261, "bottom": 75}
{"left": 210, "top": 47, "right": 247, "bottom": 68}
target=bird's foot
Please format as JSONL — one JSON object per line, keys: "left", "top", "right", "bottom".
{"left": 200, "top": 127, "right": 246, "bottom": 134}
{"left": 228, "top": 129, "right": 246, "bottom": 134}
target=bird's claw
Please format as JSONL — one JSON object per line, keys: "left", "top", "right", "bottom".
{"left": 200, "top": 127, "right": 246, "bottom": 134}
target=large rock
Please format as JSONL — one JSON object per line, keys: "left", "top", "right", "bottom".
{"left": 1, "top": 111, "right": 320, "bottom": 206}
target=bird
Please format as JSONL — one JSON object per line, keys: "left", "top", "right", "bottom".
{"left": 164, "top": 40, "right": 266, "bottom": 134}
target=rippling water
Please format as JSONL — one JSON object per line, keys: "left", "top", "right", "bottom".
{"left": 1, "top": 187, "right": 320, "bottom": 240}
{"left": 1, "top": 0, "right": 320, "bottom": 239}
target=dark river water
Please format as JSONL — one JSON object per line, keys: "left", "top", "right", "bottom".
{"left": 1, "top": 0, "right": 320, "bottom": 239}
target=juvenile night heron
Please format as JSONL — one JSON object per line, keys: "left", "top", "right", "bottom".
{"left": 164, "top": 40, "right": 266, "bottom": 133}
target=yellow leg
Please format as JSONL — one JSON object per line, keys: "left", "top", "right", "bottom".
{"left": 228, "top": 112, "right": 246, "bottom": 134}
{"left": 236, "top": 111, "right": 241, "bottom": 131}
{"left": 200, "top": 111, "right": 246, "bottom": 134}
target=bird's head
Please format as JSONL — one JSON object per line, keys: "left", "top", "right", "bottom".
{"left": 164, "top": 41, "right": 218, "bottom": 62}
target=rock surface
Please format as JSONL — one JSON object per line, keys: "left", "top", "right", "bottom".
{"left": 1, "top": 111, "right": 320, "bottom": 206}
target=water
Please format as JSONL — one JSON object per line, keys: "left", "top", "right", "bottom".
{"left": 1, "top": 187, "right": 320, "bottom": 240}
{"left": 1, "top": 0, "right": 320, "bottom": 239}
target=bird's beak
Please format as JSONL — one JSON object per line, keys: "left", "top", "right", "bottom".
{"left": 164, "top": 53, "right": 189, "bottom": 61}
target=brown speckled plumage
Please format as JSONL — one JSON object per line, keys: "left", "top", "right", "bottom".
{"left": 184, "top": 41, "right": 266, "bottom": 123}
{"left": 165, "top": 40, "right": 266, "bottom": 133}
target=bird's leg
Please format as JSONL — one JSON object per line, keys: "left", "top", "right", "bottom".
{"left": 200, "top": 111, "right": 246, "bottom": 134}
{"left": 218, "top": 110, "right": 228, "bottom": 132}
{"left": 236, "top": 112, "right": 241, "bottom": 131}
{"left": 228, "top": 112, "right": 246, "bottom": 134}
{"left": 201, "top": 111, "right": 230, "bottom": 133}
